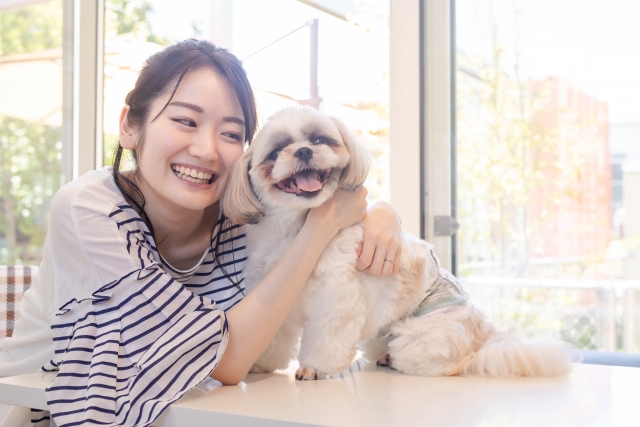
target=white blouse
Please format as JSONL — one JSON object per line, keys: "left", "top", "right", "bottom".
{"left": 0, "top": 167, "right": 247, "bottom": 427}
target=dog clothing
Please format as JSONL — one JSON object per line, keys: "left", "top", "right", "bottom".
{"left": 378, "top": 250, "right": 471, "bottom": 342}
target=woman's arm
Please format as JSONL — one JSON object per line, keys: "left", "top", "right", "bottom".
{"left": 211, "top": 187, "right": 368, "bottom": 385}
{"left": 356, "top": 201, "right": 403, "bottom": 276}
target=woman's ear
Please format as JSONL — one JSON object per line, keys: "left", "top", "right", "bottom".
{"left": 331, "top": 117, "right": 371, "bottom": 191}
{"left": 223, "top": 146, "right": 264, "bottom": 225}
{"left": 119, "top": 105, "right": 137, "bottom": 150}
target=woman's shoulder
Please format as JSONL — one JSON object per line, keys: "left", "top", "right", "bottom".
{"left": 51, "top": 166, "right": 125, "bottom": 217}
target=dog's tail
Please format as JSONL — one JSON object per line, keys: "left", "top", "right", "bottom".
{"left": 457, "top": 311, "right": 574, "bottom": 377}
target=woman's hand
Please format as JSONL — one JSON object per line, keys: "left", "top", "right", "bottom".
{"left": 356, "top": 201, "right": 402, "bottom": 276}
{"left": 305, "top": 187, "right": 368, "bottom": 235}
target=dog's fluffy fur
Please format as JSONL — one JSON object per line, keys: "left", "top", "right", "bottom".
{"left": 223, "top": 107, "right": 573, "bottom": 380}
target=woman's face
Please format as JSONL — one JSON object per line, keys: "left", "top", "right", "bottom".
{"left": 120, "top": 68, "right": 246, "bottom": 212}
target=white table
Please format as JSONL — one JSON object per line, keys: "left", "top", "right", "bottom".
{"left": 0, "top": 361, "right": 638, "bottom": 427}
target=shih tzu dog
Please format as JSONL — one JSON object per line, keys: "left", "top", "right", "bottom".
{"left": 223, "top": 107, "right": 572, "bottom": 380}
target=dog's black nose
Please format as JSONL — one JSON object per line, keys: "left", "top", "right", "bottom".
{"left": 294, "top": 147, "right": 313, "bottom": 161}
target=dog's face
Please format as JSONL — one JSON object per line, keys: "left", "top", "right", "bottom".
{"left": 224, "top": 107, "right": 370, "bottom": 224}
{"left": 249, "top": 108, "right": 349, "bottom": 210}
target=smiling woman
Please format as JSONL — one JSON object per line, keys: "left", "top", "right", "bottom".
{"left": 119, "top": 68, "right": 246, "bottom": 223}
{"left": 0, "top": 38, "right": 402, "bottom": 427}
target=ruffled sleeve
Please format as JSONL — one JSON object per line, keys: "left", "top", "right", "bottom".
{"left": 40, "top": 179, "right": 229, "bottom": 427}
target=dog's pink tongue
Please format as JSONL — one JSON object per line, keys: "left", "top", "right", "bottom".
{"left": 294, "top": 170, "right": 322, "bottom": 192}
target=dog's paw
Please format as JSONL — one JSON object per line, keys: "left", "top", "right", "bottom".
{"left": 295, "top": 367, "right": 326, "bottom": 381}
{"left": 376, "top": 352, "right": 393, "bottom": 367}
{"left": 249, "top": 364, "right": 271, "bottom": 374}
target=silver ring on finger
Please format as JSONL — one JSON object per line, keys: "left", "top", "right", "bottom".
{"left": 384, "top": 258, "right": 395, "bottom": 265}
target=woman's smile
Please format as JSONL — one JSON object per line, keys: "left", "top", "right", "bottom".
{"left": 171, "top": 164, "right": 216, "bottom": 185}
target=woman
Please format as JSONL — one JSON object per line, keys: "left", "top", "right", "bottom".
{"left": 0, "top": 39, "right": 402, "bottom": 427}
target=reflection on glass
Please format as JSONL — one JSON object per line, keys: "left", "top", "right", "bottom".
{"left": 102, "top": 0, "right": 390, "bottom": 202}
{"left": 0, "top": 0, "right": 64, "bottom": 265}
{"left": 455, "top": 0, "right": 640, "bottom": 351}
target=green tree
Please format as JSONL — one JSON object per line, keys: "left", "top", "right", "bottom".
{"left": 455, "top": 0, "right": 612, "bottom": 350}
{"left": 105, "top": 0, "right": 171, "bottom": 46}
{"left": 455, "top": 9, "right": 600, "bottom": 279}
{"left": 0, "top": 0, "right": 62, "bottom": 56}
{"left": 0, "top": 118, "right": 61, "bottom": 264}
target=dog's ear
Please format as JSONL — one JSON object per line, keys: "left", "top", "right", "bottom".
{"left": 223, "top": 146, "right": 264, "bottom": 225}
{"left": 330, "top": 116, "right": 371, "bottom": 191}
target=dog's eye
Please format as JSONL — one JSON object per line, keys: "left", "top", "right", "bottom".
{"left": 312, "top": 136, "right": 328, "bottom": 145}
{"left": 269, "top": 149, "right": 281, "bottom": 161}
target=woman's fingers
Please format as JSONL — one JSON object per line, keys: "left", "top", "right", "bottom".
{"left": 366, "top": 241, "right": 389, "bottom": 276}
{"left": 358, "top": 233, "right": 402, "bottom": 276}
{"left": 306, "top": 187, "right": 368, "bottom": 233}
{"left": 356, "top": 239, "right": 375, "bottom": 270}
{"left": 367, "top": 246, "right": 387, "bottom": 276}
{"left": 393, "top": 243, "right": 402, "bottom": 274}
{"left": 380, "top": 243, "right": 398, "bottom": 276}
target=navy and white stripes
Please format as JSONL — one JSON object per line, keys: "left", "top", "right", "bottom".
{"left": 34, "top": 201, "right": 246, "bottom": 427}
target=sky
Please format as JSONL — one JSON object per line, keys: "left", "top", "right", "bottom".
{"left": 456, "top": 0, "right": 640, "bottom": 124}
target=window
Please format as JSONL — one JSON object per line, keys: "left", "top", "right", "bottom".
{"left": 455, "top": 0, "right": 640, "bottom": 352}
{"left": 0, "top": 0, "right": 70, "bottom": 265}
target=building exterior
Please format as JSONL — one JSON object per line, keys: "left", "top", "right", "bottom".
{"left": 610, "top": 122, "right": 640, "bottom": 243}
{"left": 623, "top": 161, "right": 640, "bottom": 279}
{"left": 528, "top": 77, "right": 612, "bottom": 262}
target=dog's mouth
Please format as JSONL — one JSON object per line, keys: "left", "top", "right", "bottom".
{"left": 275, "top": 169, "right": 331, "bottom": 197}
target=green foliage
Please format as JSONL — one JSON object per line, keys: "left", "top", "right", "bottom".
{"left": 467, "top": 282, "right": 603, "bottom": 350}
{"left": 103, "top": 133, "right": 120, "bottom": 167}
{"left": 0, "top": 116, "right": 61, "bottom": 264}
{"left": 105, "top": 0, "right": 171, "bottom": 46}
{"left": 104, "top": 133, "right": 135, "bottom": 170}
{"left": 456, "top": 32, "right": 604, "bottom": 279}
{"left": 0, "top": 0, "right": 62, "bottom": 56}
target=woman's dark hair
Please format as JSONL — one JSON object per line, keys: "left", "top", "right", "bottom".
{"left": 112, "top": 39, "right": 256, "bottom": 291}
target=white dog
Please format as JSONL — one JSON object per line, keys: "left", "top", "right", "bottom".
{"left": 223, "top": 107, "right": 573, "bottom": 380}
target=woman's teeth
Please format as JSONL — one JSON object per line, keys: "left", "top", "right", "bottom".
{"left": 171, "top": 165, "right": 213, "bottom": 184}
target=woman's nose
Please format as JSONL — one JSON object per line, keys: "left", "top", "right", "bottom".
{"left": 190, "top": 133, "right": 219, "bottom": 162}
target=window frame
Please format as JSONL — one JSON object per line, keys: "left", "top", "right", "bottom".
{"left": 389, "top": 0, "right": 456, "bottom": 271}
{"left": 68, "top": 0, "right": 104, "bottom": 179}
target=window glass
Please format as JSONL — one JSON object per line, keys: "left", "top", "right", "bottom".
{"left": 455, "top": 0, "right": 640, "bottom": 351}
{"left": 102, "top": 0, "right": 390, "bottom": 202}
{"left": 0, "top": 0, "right": 66, "bottom": 265}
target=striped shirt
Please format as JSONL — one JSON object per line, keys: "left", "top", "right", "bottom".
{"left": 9, "top": 167, "right": 246, "bottom": 427}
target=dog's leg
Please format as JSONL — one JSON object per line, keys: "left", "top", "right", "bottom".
{"left": 386, "top": 313, "right": 477, "bottom": 377}
{"left": 376, "top": 352, "right": 392, "bottom": 367}
{"left": 295, "top": 283, "right": 367, "bottom": 380}
{"left": 295, "top": 319, "right": 365, "bottom": 380}
{"left": 250, "top": 318, "right": 301, "bottom": 374}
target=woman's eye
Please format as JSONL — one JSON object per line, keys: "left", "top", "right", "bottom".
{"left": 223, "top": 132, "right": 242, "bottom": 141}
{"left": 269, "top": 149, "right": 281, "bottom": 160}
{"left": 312, "top": 136, "right": 327, "bottom": 145}
{"left": 173, "top": 118, "right": 197, "bottom": 128}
